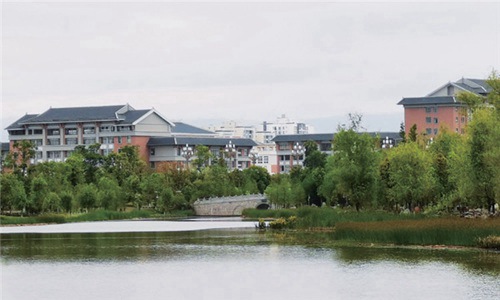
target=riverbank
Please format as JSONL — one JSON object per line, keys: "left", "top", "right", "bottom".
{"left": 0, "top": 209, "right": 193, "bottom": 226}
{"left": 243, "top": 207, "right": 500, "bottom": 249}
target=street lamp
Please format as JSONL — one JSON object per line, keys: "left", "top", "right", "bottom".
{"left": 181, "top": 144, "right": 193, "bottom": 169}
{"left": 225, "top": 140, "right": 236, "bottom": 170}
{"left": 291, "top": 142, "right": 304, "bottom": 166}
{"left": 249, "top": 150, "right": 259, "bottom": 166}
{"left": 382, "top": 136, "right": 394, "bottom": 149}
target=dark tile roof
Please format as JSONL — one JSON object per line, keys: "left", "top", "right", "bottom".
{"left": 272, "top": 133, "right": 335, "bottom": 143}
{"left": 398, "top": 96, "right": 457, "bottom": 106}
{"left": 5, "top": 114, "right": 39, "bottom": 130}
{"left": 20, "top": 105, "right": 126, "bottom": 124}
{"left": 463, "top": 79, "right": 492, "bottom": 94}
{"left": 119, "top": 110, "right": 150, "bottom": 124}
{"left": 148, "top": 137, "right": 257, "bottom": 147}
{"left": 172, "top": 122, "right": 215, "bottom": 135}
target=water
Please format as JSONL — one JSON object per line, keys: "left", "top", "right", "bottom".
{"left": 1, "top": 220, "right": 499, "bottom": 300}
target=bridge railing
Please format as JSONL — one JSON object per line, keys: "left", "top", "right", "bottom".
{"left": 194, "top": 194, "right": 267, "bottom": 204}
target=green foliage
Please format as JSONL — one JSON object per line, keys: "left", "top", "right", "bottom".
{"left": 77, "top": 184, "right": 98, "bottom": 212}
{"left": 386, "top": 142, "right": 435, "bottom": 210}
{"left": 0, "top": 173, "right": 29, "bottom": 214}
{"left": 321, "top": 129, "right": 379, "bottom": 210}
{"left": 408, "top": 124, "right": 418, "bottom": 142}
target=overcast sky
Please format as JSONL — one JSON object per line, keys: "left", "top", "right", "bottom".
{"left": 2, "top": 1, "right": 499, "bottom": 141}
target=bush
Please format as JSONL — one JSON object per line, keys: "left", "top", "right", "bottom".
{"left": 477, "top": 235, "right": 500, "bottom": 249}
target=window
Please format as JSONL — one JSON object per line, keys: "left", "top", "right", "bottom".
{"left": 83, "top": 127, "right": 95, "bottom": 134}
{"left": 117, "top": 137, "right": 122, "bottom": 144}
{"left": 425, "top": 107, "right": 432, "bottom": 113}
{"left": 150, "top": 162, "right": 155, "bottom": 169}
{"left": 84, "top": 138, "right": 95, "bottom": 145}
{"left": 257, "top": 156, "right": 263, "bottom": 164}
{"left": 32, "top": 139, "right": 43, "bottom": 146}
{"left": 47, "top": 138, "right": 60, "bottom": 145}
{"left": 47, "top": 129, "right": 60, "bottom": 136}
{"left": 150, "top": 148, "right": 155, "bottom": 156}
{"left": 426, "top": 117, "right": 432, "bottom": 123}
{"left": 426, "top": 128, "right": 432, "bottom": 135}
{"left": 433, "top": 128, "right": 438, "bottom": 135}
{"left": 100, "top": 126, "right": 114, "bottom": 132}
{"left": 65, "top": 128, "right": 78, "bottom": 135}
{"left": 263, "top": 156, "right": 269, "bottom": 164}
{"left": 65, "top": 138, "right": 78, "bottom": 145}
{"left": 461, "top": 116, "right": 465, "bottom": 123}
{"left": 278, "top": 142, "right": 290, "bottom": 150}
{"left": 456, "top": 128, "right": 459, "bottom": 133}
{"left": 33, "top": 129, "right": 43, "bottom": 135}
{"left": 433, "top": 107, "right": 438, "bottom": 113}
{"left": 434, "top": 118, "right": 439, "bottom": 124}
{"left": 127, "top": 136, "right": 132, "bottom": 143}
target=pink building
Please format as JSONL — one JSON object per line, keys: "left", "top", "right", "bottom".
{"left": 398, "top": 78, "right": 491, "bottom": 137}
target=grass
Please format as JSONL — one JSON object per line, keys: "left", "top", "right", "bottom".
{"left": 243, "top": 207, "right": 500, "bottom": 247}
{"left": 332, "top": 218, "right": 500, "bottom": 247}
{"left": 0, "top": 209, "right": 194, "bottom": 225}
{"left": 243, "top": 206, "right": 426, "bottom": 228}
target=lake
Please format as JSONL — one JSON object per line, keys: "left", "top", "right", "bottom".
{"left": 1, "top": 219, "right": 499, "bottom": 300}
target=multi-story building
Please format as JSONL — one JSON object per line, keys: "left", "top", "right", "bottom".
{"left": 5, "top": 104, "right": 257, "bottom": 170}
{"left": 273, "top": 132, "right": 401, "bottom": 174}
{"left": 398, "top": 78, "right": 492, "bottom": 137}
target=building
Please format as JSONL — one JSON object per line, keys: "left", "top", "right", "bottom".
{"left": 398, "top": 78, "right": 492, "bottom": 137}
{"left": 273, "top": 132, "right": 401, "bottom": 173}
{"left": 5, "top": 104, "right": 257, "bottom": 170}
{"left": 6, "top": 104, "right": 173, "bottom": 163}
{"left": 147, "top": 137, "right": 257, "bottom": 170}
{"left": 273, "top": 133, "right": 334, "bottom": 173}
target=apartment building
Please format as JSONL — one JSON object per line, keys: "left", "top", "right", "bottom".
{"left": 398, "top": 78, "right": 492, "bottom": 137}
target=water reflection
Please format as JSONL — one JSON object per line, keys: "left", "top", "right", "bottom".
{"left": 1, "top": 228, "right": 499, "bottom": 300}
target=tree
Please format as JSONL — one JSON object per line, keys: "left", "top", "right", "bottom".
{"left": 42, "top": 192, "right": 61, "bottom": 213}
{"left": 408, "top": 124, "right": 418, "bottom": 142}
{"left": 321, "top": 128, "right": 379, "bottom": 211}
{"left": 399, "top": 122, "right": 407, "bottom": 143}
{"left": 77, "top": 184, "right": 98, "bottom": 212}
{"left": 192, "top": 145, "right": 212, "bottom": 170}
{"left": 97, "top": 176, "right": 123, "bottom": 210}
{"left": 0, "top": 173, "right": 28, "bottom": 215}
{"left": 4, "top": 140, "right": 36, "bottom": 177}
{"left": 30, "top": 175, "right": 50, "bottom": 214}
{"left": 386, "top": 142, "right": 435, "bottom": 211}
{"left": 242, "top": 166, "right": 271, "bottom": 194}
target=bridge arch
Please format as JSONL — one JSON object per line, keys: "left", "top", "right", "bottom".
{"left": 256, "top": 203, "right": 270, "bottom": 210}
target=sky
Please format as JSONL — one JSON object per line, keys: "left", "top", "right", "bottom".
{"left": 2, "top": 1, "right": 499, "bottom": 141}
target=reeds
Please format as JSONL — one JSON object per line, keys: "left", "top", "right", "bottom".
{"left": 334, "top": 218, "right": 500, "bottom": 246}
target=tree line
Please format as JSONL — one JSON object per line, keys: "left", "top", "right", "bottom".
{"left": 1, "top": 73, "right": 498, "bottom": 216}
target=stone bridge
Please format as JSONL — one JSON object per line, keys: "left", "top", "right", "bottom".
{"left": 193, "top": 194, "right": 269, "bottom": 216}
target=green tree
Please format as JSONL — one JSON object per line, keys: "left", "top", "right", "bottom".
{"left": 30, "top": 175, "right": 50, "bottom": 214}
{"left": 408, "top": 124, "right": 418, "bottom": 142}
{"left": 386, "top": 142, "right": 435, "bottom": 211}
{"left": 4, "top": 140, "right": 36, "bottom": 177}
{"left": 77, "top": 184, "right": 98, "bottom": 212}
{"left": 192, "top": 145, "right": 212, "bottom": 170}
{"left": 0, "top": 174, "right": 28, "bottom": 215}
{"left": 42, "top": 192, "right": 61, "bottom": 213}
{"left": 97, "top": 176, "right": 122, "bottom": 210}
{"left": 242, "top": 166, "right": 271, "bottom": 194}
{"left": 60, "top": 191, "right": 74, "bottom": 213}
{"left": 321, "top": 129, "right": 379, "bottom": 211}
{"left": 399, "top": 122, "right": 407, "bottom": 143}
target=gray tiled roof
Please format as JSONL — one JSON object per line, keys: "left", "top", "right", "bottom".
{"left": 119, "top": 110, "right": 150, "bottom": 124}
{"left": 148, "top": 137, "right": 257, "bottom": 147}
{"left": 272, "top": 133, "right": 335, "bottom": 143}
{"left": 172, "top": 122, "right": 215, "bottom": 135}
{"left": 398, "top": 96, "right": 457, "bottom": 106}
{"left": 5, "top": 114, "right": 39, "bottom": 130}
{"left": 20, "top": 105, "right": 126, "bottom": 124}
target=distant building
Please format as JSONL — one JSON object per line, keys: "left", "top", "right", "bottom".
{"left": 273, "top": 132, "right": 401, "bottom": 174}
{"left": 398, "top": 78, "right": 492, "bottom": 137}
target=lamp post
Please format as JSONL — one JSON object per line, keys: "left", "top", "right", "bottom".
{"left": 249, "top": 150, "right": 259, "bottom": 166}
{"left": 181, "top": 144, "right": 193, "bottom": 170}
{"left": 291, "top": 142, "right": 304, "bottom": 166}
{"left": 382, "top": 136, "right": 394, "bottom": 149}
{"left": 225, "top": 140, "right": 236, "bottom": 170}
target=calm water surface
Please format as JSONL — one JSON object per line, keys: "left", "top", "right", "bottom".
{"left": 1, "top": 220, "right": 499, "bottom": 300}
